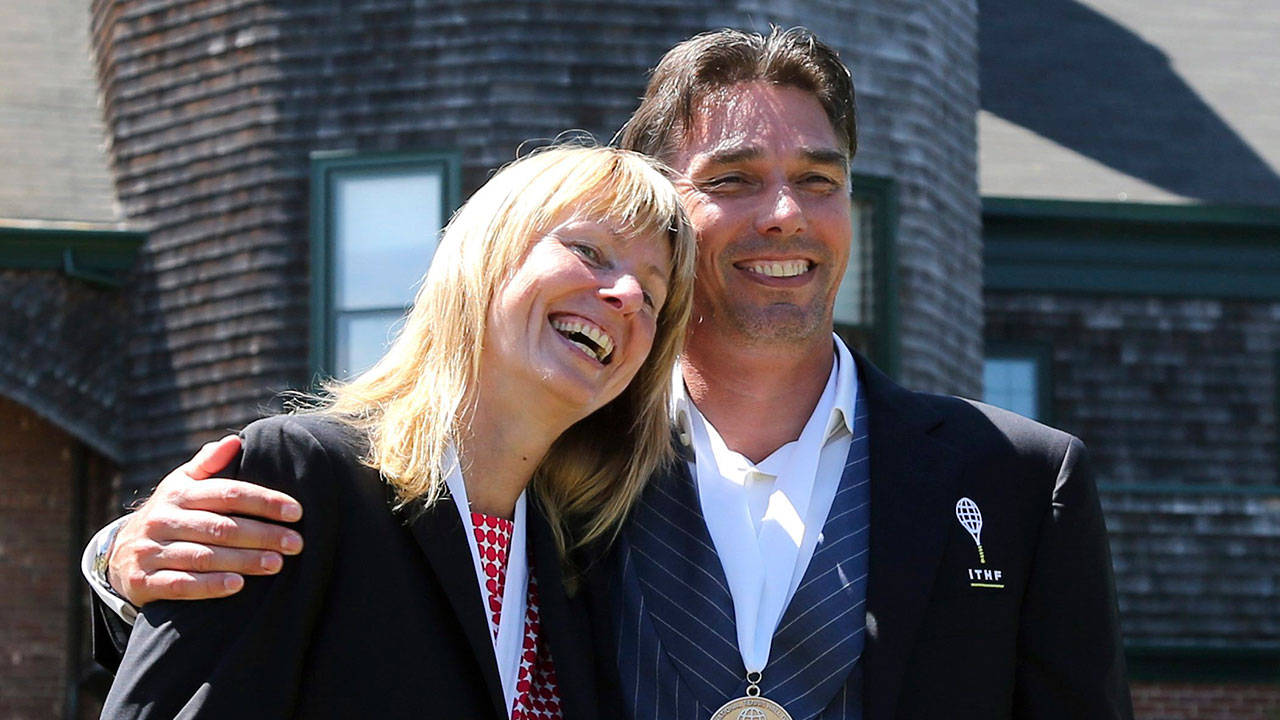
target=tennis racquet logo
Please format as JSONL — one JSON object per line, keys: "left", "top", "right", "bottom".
{"left": 956, "top": 497, "right": 1005, "bottom": 589}
{"left": 955, "top": 497, "right": 985, "bottom": 564}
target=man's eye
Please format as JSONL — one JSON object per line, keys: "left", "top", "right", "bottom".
{"left": 801, "top": 175, "right": 841, "bottom": 191}
{"left": 700, "top": 175, "right": 749, "bottom": 192}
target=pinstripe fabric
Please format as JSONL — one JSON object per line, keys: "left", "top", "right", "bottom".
{"left": 765, "top": 415, "right": 870, "bottom": 719}
{"left": 614, "top": 408, "right": 870, "bottom": 720}
{"left": 615, "top": 458, "right": 737, "bottom": 718}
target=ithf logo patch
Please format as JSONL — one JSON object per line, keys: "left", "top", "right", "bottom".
{"left": 956, "top": 497, "right": 1004, "bottom": 589}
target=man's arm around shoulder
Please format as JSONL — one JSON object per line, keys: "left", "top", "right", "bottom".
{"left": 81, "top": 433, "right": 304, "bottom": 671}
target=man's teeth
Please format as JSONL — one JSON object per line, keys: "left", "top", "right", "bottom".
{"left": 550, "top": 318, "right": 615, "bottom": 363}
{"left": 742, "top": 259, "right": 811, "bottom": 278}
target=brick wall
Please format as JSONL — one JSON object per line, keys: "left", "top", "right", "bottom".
{"left": 0, "top": 397, "right": 76, "bottom": 718}
{"left": 0, "top": 395, "right": 116, "bottom": 718}
{"left": 1132, "top": 682, "right": 1280, "bottom": 720}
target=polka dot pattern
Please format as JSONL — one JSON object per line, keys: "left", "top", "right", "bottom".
{"left": 471, "top": 512, "right": 563, "bottom": 720}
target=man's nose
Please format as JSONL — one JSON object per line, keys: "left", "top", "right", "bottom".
{"left": 756, "top": 184, "right": 806, "bottom": 237}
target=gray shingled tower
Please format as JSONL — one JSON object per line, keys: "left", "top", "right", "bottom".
{"left": 88, "top": 0, "right": 984, "bottom": 487}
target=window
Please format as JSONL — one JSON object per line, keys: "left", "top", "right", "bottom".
{"left": 310, "top": 151, "right": 461, "bottom": 380}
{"left": 983, "top": 357, "right": 1039, "bottom": 419}
{"left": 982, "top": 342, "right": 1052, "bottom": 422}
{"left": 833, "top": 174, "right": 898, "bottom": 376}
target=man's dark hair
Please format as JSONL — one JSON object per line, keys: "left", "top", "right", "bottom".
{"left": 619, "top": 27, "right": 857, "bottom": 163}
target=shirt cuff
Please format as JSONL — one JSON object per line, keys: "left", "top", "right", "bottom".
{"left": 80, "top": 517, "right": 139, "bottom": 625}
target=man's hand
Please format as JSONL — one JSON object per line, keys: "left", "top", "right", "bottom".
{"left": 107, "top": 435, "right": 304, "bottom": 606}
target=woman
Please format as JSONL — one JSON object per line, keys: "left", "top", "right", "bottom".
{"left": 100, "top": 145, "right": 697, "bottom": 720}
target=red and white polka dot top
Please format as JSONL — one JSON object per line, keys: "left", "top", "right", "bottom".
{"left": 471, "top": 512, "right": 563, "bottom": 720}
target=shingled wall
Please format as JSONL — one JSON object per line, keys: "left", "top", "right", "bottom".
{"left": 985, "top": 292, "right": 1280, "bottom": 652}
{"left": 820, "top": 0, "right": 984, "bottom": 396}
{"left": 89, "top": 0, "right": 982, "bottom": 488}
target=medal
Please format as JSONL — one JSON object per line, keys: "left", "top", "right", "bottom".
{"left": 710, "top": 672, "right": 793, "bottom": 720}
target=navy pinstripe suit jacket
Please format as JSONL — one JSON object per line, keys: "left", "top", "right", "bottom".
{"left": 583, "top": 355, "right": 1133, "bottom": 720}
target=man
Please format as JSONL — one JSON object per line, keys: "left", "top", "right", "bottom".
{"left": 85, "top": 28, "right": 1132, "bottom": 719}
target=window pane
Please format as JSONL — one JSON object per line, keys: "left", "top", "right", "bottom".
{"left": 332, "top": 167, "right": 443, "bottom": 311}
{"left": 335, "top": 310, "right": 407, "bottom": 380}
{"left": 834, "top": 199, "right": 872, "bottom": 325}
{"left": 984, "top": 357, "right": 1039, "bottom": 420}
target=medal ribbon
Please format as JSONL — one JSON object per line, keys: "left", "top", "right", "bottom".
{"left": 690, "top": 368, "right": 837, "bottom": 674}
{"left": 446, "top": 455, "right": 529, "bottom": 717}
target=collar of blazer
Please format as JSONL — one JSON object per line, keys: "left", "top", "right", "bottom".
{"left": 404, "top": 496, "right": 510, "bottom": 719}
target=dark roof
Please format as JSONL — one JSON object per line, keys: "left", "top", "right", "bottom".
{"left": 977, "top": 0, "right": 1280, "bottom": 206}
{"left": 0, "top": 268, "right": 128, "bottom": 459}
{"left": 0, "top": 0, "right": 122, "bottom": 225}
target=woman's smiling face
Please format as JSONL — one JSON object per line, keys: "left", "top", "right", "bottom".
{"left": 479, "top": 216, "right": 673, "bottom": 420}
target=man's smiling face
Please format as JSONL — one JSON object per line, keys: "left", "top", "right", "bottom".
{"left": 670, "top": 82, "right": 853, "bottom": 353}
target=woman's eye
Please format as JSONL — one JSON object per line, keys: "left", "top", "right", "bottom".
{"left": 570, "top": 243, "right": 603, "bottom": 264}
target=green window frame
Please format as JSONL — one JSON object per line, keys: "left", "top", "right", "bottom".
{"left": 833, "top": 174, "right": 899, "bottom": 376}
{"left": 309, "top": 150, "right": 461, "bottom": 381}
{"left": 0, "top": 223, "right": 143, "bottom": 287}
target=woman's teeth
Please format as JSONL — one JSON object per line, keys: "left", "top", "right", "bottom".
{"left": 550, "top": 317, "right": 614, "bottom": 363}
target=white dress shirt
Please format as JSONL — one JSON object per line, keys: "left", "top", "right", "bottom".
{"left": 444, "top": 452, "right": 530, "bottom": 718}
{"left": 671, "top": 334, "right": 859, "bottom": 673}
{"left": 82, "top": 517, "right": 137, "bottom": 623}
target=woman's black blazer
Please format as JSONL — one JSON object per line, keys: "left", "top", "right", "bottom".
{"left": 100, "top": 414, "right": 613, "bottom": 720}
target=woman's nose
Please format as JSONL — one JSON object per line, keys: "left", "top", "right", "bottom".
{"left": 600, "top": 273, "right": 644, "bottom": 314}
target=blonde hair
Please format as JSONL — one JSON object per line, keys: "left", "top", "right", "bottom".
{"left": 314, "top": 145, "right": 696, "bottom": 561}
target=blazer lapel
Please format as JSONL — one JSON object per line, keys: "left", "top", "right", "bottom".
{"left": 857, "top": 358, "right": 962, "bottom": 720}
{"left": 404, "top": 497, "right": 509, "bottom": 720}
{"left": 579, "top": 539, "right": 628, "bottom": 716}
{"left": 527, "top": 498, "right": 599, "bottom": 720}
{"left": 622, "top": 458, "right": 744, "bottom": 709}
